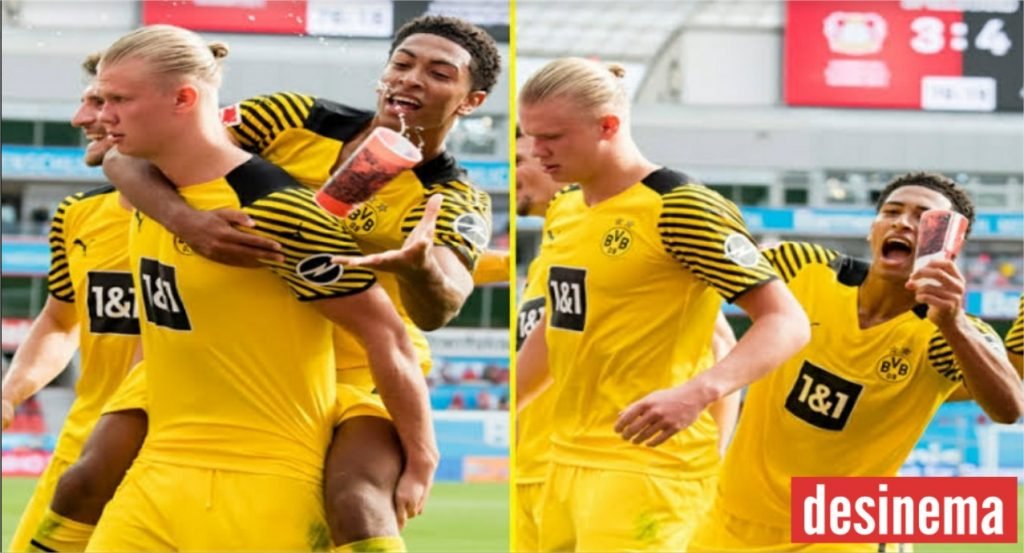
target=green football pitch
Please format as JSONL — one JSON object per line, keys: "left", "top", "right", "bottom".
{"left": 2, "top": 478, "right": 508, "bottom": 552}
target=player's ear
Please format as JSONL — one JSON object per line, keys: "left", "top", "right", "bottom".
{"left": 598, "top": 114, "right": 620, "bottom": 139}
{"left": 174, "top": 84, "right": 200, "bottom": 113}
{"left": 456, "top": 91, "right": 486, "bottom": 116}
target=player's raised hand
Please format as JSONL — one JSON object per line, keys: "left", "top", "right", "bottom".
{"left": 906, "top": 258, "right": 966, "bottom": 328}
{"left": 2, "top": 399, "right": 15, "bottom": 431}
{"left": 175, "top": 208, "right": 284, "bottom": 267}
{"left": 332, "top": 194, "right": 443, "bottom": 275}
{"left": 615, "top": 384, "right": 709, "bottom": 447}
{"left": 393, "top": 456, "right": 436, "bottom": 529}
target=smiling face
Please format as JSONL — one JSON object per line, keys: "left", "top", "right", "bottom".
{"left": 869, "top": 184, "right": 955, "bottom": 281}
{"left": 518, "top": 96, "right": 606, "bottom": 185}
{"left": 376, "top": 33, "right": 485, "bottom": 135}
{"left": 71, "top": 83, "right": 113, "bottom": 167}
{"left": 97, "top": 57, "right": 183, "bottom": 159}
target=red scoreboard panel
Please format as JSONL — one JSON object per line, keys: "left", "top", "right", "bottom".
{"left": 785, "top": 0, "right": 1022, "bottom": 112}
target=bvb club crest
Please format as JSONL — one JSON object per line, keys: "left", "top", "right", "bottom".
{"left": 875, "top": 346, "right": 912, "bottom": 383}
{"left": 344, "top": 201, "right": 382, "bottom": 235}
{"left": 601, "top": 219, "right": 633, "bottom": 257}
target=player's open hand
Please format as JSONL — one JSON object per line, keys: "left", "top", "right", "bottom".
{"left": 393, "top": 457, "right": 436, "bottom": 529}
{"left": 615, "top": 385, "right": 707, "bottom": 447}
{"left": 906, "top": 258, "right": 965, "bottom": 329}
{"left": 1, "top": 399, "right": 14, "bottom": 431}
{"left": 331, "top": 194, "right": 443, "bottom": 276}
{"left": 176, "top": 208, "right": 284, "bottom": 267}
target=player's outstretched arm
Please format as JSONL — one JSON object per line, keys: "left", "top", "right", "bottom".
{"left": 1, "top": 297, "right": 80, "bottom": 430}
{"left": 910, "top": 258, "right": 1024, "bottom": 423}
{"left": 617, "top": 280, "right": 809, "bottom": 447}
{"left": 707, "top": 311, "right": 740, "bottom": 456}
{"left": 472, "top": 249, "right": 510, "bottom": 286}
{"left": 102, "top": 149, "right": 283, "bottom": 267}
{"left": 312, "top": 287, "right": 439, "bottom": 528}
{"left": 516, "top": 319, "right": 552, "bottom": 412}
{"left": 332, "top": 195, "right": 474, "bottom": 331}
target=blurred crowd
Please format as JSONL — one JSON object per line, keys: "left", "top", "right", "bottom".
{"left": 428, "top": 361, "right": 510, "bottom": 411}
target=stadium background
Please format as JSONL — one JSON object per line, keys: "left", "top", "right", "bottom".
{"left": 0, "top": 1, "right": 509, "bottom": 551}
{"left": 514, "top": 0, "right": 1022, "bottom": 551}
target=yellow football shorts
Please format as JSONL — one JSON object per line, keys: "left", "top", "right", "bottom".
{"left": 690, "top": 497, "right": 913, "bottom": 552}
{"left": 537, "top": 463, "right": 716, "bottom": 552}
{"left": 516, "top": 481, "right": 545, "bottom": 552}
{"left": 86, "top": 460, "right": 330, "bottom": 551}
{"left": 6, "top": 455, "right": 74, "bottom": 552}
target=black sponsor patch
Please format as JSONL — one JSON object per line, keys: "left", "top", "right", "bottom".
{"left": 548, "top": 266, "right": 587, "bottom": 332}
{"left": 785, "top": 361, "right": 863, "bottom": 431}
{"left": 138, "top": 258, "right": 191, "bottom": 331}
{"left": 517, "top": 296, "right": 545, "bottom": 350}
{"left": 86, "top": 271, "right": 140, "bottom": 335}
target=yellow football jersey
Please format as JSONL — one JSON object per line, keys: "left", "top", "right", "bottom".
{"left": 129, "top": 156, "right": 375, "bottom": 484}
{"left": 716, "top": 241, "right": 1002, "bottom": 529}
{"left": 225, "top": 92, "right": 493, "bottom": 374}
{"left": 47, "top": 186, "right": 138, "bottom": 461}
{"left": 516, "top": 258, "right": 556, "bottom": 484}
{"left": 1006, "top": 295, "right": 1022, "bottom": 356}
{"left": 539, "top": 171, "right": 778, "bottom": 478}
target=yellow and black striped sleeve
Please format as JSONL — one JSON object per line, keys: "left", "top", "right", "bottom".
{"left": 402, "top": 181, "right": 492, "bottom": 271}
{"left": 47, "top": 193, "right": 82, "bottom": 302}
{"left": 658, "top": 184, "right": 779, "bottom": 303}
{"left": 762, "top": 242, "right": 840, "bottom": 283}
{"left": 226, "top": 92, "right": 316, "bottom": 154}
{"left": 929, "top": 315, "right": 1005, "bottom": 383}
{"left": 1006, "top": 295, "right": 1023, "bottom": 356}
{"left": 243, "top": 188, "right": 376, "bottom": 301}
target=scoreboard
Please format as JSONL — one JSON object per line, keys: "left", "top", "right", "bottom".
{"left": 785, "top": 0, "right": 1023, "bottom": 112}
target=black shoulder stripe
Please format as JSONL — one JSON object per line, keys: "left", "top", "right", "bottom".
{"left": 224, "top": 157, "right": 303, "bottom": 207}
{"left": 641, "top": 167, "right": 700, "bottom": 195}
{"left": 305, "top": 98, "right": 374, "bottom": 142}
{"left": 413, "top": 152, "right": 467, "bottom": 185}
{"left": 79, "top": 184, "right": 117, "bottom": 199}
{"left": 830, "top": 255, "right": 870, "bottom": 286}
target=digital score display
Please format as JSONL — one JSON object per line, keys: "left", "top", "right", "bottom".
{"left": 785, "top": 0, "right": 1023, "bottom": 112}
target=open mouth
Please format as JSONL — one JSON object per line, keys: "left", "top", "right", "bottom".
{"left": 881, "top": 236, "right": 914, "bottom": 262}
{"left": 386, "top": 94, "right": 422, "bottom": 114}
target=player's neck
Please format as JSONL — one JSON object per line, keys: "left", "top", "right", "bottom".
{"left": 580, "top": 146, "right": 658, "bottom": 206}
{"left": 152, "top": 130, "right": 249, "bottom": 188}
{"left": 857, "top": 272, "right": 917, "bottom": 329}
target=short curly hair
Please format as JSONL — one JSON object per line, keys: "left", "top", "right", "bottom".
{"left": 876, "top": 172, "right": 976, "bottom": 236}
{"left": 390, "top": 15, "right": 502, "bottom": 93}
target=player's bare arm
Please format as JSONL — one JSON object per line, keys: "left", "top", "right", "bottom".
{"left": 102, "top": 149, "right": 283, "bottom": 267}
{"left": 332, "top": 194, "right": 474, "bottom": 330}
{"left": 616, "top": 280, "right": 810, "bottom": 447}
{"left": 707, "top": 311, "right": 741, "bottom": 455}
{"left": 516, "top": 319, "right": 553, "bottom": 412}
{"left": 312, "top": 286, "right": 439, "bottom": 528}
{"left": 909, "top": 258, "right": 1024, "bottom": 422}
{"left": 1, "top": 297, "right": 80, "bottom": 430}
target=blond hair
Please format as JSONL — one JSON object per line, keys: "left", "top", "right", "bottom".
{"left": 100, "top": 24, "right": 229, "bottom": 88}
{"left": 519, "top": 57, "right": 628, "bottom": 113}
{"left": 81, "top": 51, "right": 101, "bottom": 77}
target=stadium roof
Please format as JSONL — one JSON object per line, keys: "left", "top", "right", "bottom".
{"left": 516, "top": 0, "right": 783, "bottom": 62}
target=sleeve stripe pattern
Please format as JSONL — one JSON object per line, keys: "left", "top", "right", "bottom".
{"left": 658, "top": 185, "right": 778, "bottom": 302}
{"left": 227, "top": 92, "right": 314, "bottom": 153}
{"left": 47, "top": 193, "right": 83, "bottom": 302}
{"left": 1005, "top": 296, "right": 1023, "bottom": 356}
{"left": 929, "top": 315, "right": 999, "bottom": 383}
{"left": 245, "top": 188, "right": 375, "bottom": 300}
{"left": 763, "top": 242, "right": 840, "bottom": 283}
{"left": 400, "top": 181, "right": 492, "bottom": 269}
